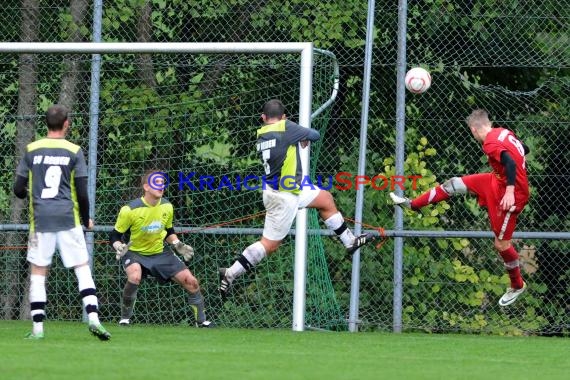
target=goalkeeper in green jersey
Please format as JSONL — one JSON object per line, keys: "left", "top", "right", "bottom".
{"left": 110, "top": 170, "right": 213, "bottom": 327}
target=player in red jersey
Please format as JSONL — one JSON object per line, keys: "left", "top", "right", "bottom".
{"left": 390, "top": 109, "right": 530, "bottom": 306}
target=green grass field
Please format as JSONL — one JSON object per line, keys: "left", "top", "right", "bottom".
{"left": 1, "top": 320, "right": 568, "bottom": 380}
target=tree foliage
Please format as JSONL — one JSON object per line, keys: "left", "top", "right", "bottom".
{"left": 1, "top": 0, "right": 568, "bottom": 333}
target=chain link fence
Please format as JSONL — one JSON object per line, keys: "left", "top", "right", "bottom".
{"left": 0, "top": 1, "right": 568, "bottom": 334}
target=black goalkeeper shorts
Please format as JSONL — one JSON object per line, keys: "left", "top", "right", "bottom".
{"left": 121, "top": 249, "right": 186, "bottom": 284}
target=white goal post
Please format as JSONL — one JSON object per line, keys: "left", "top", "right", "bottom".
{"left": 0, "top": 42, "right": 314, "bottom": 332}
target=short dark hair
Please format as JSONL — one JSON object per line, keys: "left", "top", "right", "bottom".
{"left": 141, "top": 169, "right": 160, "bottom": 187}
{"left": 262, "top": 99, "right": 285, "bottom": 119}
{"left": 45, "top": 104, "right": 69, "bottom": 131}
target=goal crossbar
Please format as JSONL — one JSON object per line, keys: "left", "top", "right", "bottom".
{"left": 0, "top": 42, "right": 312, "bottom": 54}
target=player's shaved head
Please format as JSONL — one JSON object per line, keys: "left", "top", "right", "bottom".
{"left": 46, "top": 104, "right": 69, "bottom": 131}
{"left": 262, "top": 99, "right": 286, "bottom": 119}
{"left": 466, "top": 109, "right": 492, "bottom": 129}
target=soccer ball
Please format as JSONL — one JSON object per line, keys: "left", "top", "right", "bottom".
{"left": 405, "top": 67, "right": 431, "bottom": 94}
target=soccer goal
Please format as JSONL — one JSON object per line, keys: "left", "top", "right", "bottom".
{"left": 0, "top": 42, "right": 341, "bottom": 331}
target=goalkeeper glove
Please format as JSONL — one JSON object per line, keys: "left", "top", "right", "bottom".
{"left": 113, "top": 241, "right": 130, "bottom": 261}
{"left": 171, "top": 239, "right": 194, "bottom": 261}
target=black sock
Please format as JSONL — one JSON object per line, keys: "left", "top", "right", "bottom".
{"left": 121, "top": 281, "right": 138, "bottom": 319}
{"left": 187, "top": 290, "right": 206, "bottom": 324}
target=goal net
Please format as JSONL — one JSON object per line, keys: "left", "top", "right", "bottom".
{"left": 0, "top": 43, "right": 344, "bottom": 330}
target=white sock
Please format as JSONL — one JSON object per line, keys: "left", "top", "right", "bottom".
{"left": 88, "top": 312, "right": 100, "bottom": 325}
{"left": 226, "top": 264, "right": 241, "bottom": 282}
{"left": 30, "top": 274, "right": 46, "bottom": 334}
{"left": 324, "top": 212, "right": 355, "bottom": 248}
{"left": 228, "top": 241, "right": 266, "bottom": 282}
{"left": 74, "top": 266, "right": 100, "bottom": 325}
{"left": 75, "top": 265, "right": 95, "bottom": 290}
{"left": 32, "top": 321, "right": 43, "bottom": 335}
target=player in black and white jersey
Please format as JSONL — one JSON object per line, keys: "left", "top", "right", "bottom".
{"left": 218, "top": 99, "right": 376, "bottom": 300}
{"left": 13, "top": 104, "right": 110, "bottom": 340}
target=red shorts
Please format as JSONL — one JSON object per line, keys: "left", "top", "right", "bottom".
{"left": 461, "top": 173, "right": 528, "bottom": 240}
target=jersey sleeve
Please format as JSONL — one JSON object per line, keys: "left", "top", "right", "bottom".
{"left": 165, "top": 203, "right": 174, "bottom": 229}
{"left": 74, "top": 148, "right": 88, "bottom": 178}
{"left": 15, "top": 152, "right": 31, "bottom": 178}
{"left": 284, "top": 121, "right": 320, "bottom": 145}
{"left": 114, "top": 205, "right": 132, "bottom": 233}
{"left": 483, "top": 140, "right": 507, "bottom": 163}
